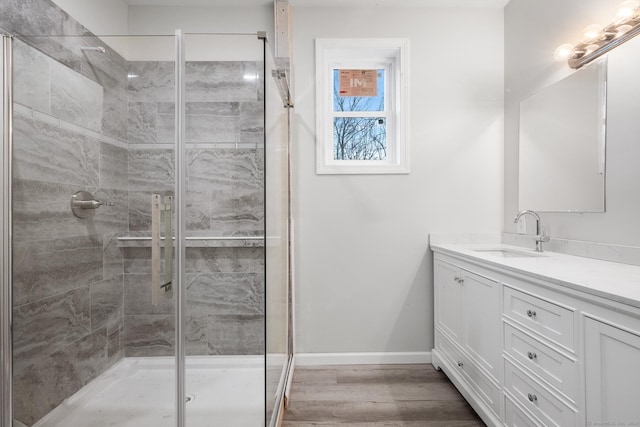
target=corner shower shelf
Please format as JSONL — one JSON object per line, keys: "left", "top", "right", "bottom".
{"left": 118, "top": 236, "right": 265, "bottom": 248}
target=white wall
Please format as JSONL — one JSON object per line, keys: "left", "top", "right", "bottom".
{"left": 505, "top": 0, "right": 640, "bottom": 246}
{"left": 52, "top": 0, "right": 129, "bottom": 35}
{"left": 125, "top": 6, "right": 273, "bottom": 61}
{"left": 291, "top": 6, "right": 504, "bottom": 354}
{"left": 51, "top": 0, "right": 130, "bottom": 56}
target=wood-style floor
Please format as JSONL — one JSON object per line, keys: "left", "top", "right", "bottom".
{"left": 282, "top": 364, "right": 486, "bottom": 426}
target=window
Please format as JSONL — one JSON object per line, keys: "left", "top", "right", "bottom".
{"left": 316, "top": 38, "right": 409, "bottom": 174}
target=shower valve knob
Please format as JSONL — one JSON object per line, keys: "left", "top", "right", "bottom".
{"left": 71, "top": 191, "right": 114, "bottom": 219}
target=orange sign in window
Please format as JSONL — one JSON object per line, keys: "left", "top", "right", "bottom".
{"left": 338, "top": 69, "right": 378, "bottom": 97}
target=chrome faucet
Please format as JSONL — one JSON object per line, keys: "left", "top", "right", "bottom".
{"left": 514, "top": 210, "right": 550, "bottom": 252}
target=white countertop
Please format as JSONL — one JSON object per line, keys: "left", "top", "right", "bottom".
{"left": 431, "top": 242, "right": 640, "bottom": 310}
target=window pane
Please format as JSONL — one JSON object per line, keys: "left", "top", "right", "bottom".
{"left": 333, "top": 117, "right": 387, "bottom": 160}
{"left": 333, "top": 69, "right": 384, "bottom": 112}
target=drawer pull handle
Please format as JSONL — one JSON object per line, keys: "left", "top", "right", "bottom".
{"left": 527, "top": 351, "right": 538, "bottom": 360}
{"left": 528, "top": 393, "right": 538, "bottom": 403}
{"left": 457, "top": 361, "right": 464, "bottom": 368}
{"left": 527, "top": 309, "right": 537, "bottom": 318}
{"left": 454, "top": 276, "right": 464, "bottom": 284}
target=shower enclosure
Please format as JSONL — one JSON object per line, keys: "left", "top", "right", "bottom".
{"left": 0, "top": 8, "right": 291, "bottom": 427}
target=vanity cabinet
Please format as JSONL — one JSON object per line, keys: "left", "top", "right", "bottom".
{"left": 433, "top": 257, "right": 502, "bottom": 423}
{"left": 432, "top": 249, "right": 640, "bottom": 427}
{"left": 584, "top": 317, "right": 640, "bottom": 425}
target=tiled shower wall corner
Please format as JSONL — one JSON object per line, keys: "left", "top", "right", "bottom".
{"left": 10, "top": 32, "right": 129, "bottom": 427}
{"left": 122, "top": 61, "right": 266, "bottom": 357}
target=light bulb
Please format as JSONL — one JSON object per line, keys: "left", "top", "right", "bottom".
{"left": 616, "top": 0, "right": 640, "bottom": 19}
{"left": 582, "top": 24, "right": 604, "bottom": 42}
{"left": 554, "top": 43, "right": 574, "bottom": 62}
{"left": 616, "top": 23, "right": 634, "bottom": 36}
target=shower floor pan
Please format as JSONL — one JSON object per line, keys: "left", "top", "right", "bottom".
{"left": 32, "top": 356, "right": 265, "bottom": 427}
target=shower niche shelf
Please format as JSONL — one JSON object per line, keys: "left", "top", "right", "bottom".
{"left": 118, "top": 236, "right": 265, "bottom": 248}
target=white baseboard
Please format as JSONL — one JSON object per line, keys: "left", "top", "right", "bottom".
{"left": 294, "top": 351, "right": 431, "bottom": 366}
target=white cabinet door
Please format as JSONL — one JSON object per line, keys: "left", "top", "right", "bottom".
{"left": 435, "top": 260, "right": 463, "bottom": 342}
{"left": 584, "top": 317, "right": 640, "bottom": 425}
{"left": 461, "top": 270, "right": 501, "bottom": 383}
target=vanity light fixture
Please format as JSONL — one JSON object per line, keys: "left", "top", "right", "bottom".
{"left": 555, "top": 0, "right": 640, "bottom": 69}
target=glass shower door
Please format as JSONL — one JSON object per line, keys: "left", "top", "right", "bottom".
{"left": 4, "top": 27, "right": 288, "bottom": 427}
{"left": 10, "top": 33, "right": 178, "bottom": 427}
{"left": 182, "top": 33, "right": 267, "bottom": 427}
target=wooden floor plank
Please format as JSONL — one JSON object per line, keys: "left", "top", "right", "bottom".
{"left": 289, "top": 381, "right": 464, "bottom": 402}
{"left": 283, "top": 364, "right": 485, "bottom": 426}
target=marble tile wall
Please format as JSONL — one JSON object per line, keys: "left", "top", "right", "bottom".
{"left": 123, "top": 60, "right": 266, "bottom": 357}
{"left": 8, "top": 13, "right": 129, "bottom": 426}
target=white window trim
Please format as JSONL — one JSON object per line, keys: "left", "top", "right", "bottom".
{"left": 315, "top": 38, "right": 409, "bottom": 175}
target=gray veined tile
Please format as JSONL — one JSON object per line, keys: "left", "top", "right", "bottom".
{"left": 100, "top": 147, "right": 128, "bottom": 191}
{"left": 210, "top": 187, "right": 265, "bottom": 235}
{"left": 186, "top": 148, "right": 263, "bottom": 194}
{"left": 186, "top": 114, "right": 239, "bottom": 143}
{"left": 186, "top": 188, "right": 212, "bottom": 231}
{"left": 123, "top": 314, "right": 175, "bottom": 357}
{"left": 240, "top": 101, "right": 264, "bottom": 143}
{"left": 12, "top": 179, "right": 96, "bottom": 242}
{"left": 79, "top": 40, "right": 128, "bottom": 92}
{"left": 128, "top": 148, "right": 175, "bottom": 192}
{"left": 102, "top": 85, "right": 128, "bottom": 142}
{"left": 91, "top": 275, "right": 124, "bottom": 333}
{"left": 186, "top": 102, "right": 239, "bottom": 116}
{"left": 157, "top": 109, "right": 176, "bottom": 144}
{"left": 207, "top": 314, "right": 264, "bottom": 355}
{"left": 13, "top": 235, "right": 103, "bottom": 306}
{"left": 128, "top": 190, "right": 174, "bottom": 232}
{"left": 12, "top": 38, "right": 52, "bottom": 115}
{"left": 186, "top": 272, "right": 264, "bottom": 316}
{"left": 128, "top": 102, "right": 158, "bottom": 145}
{"left": 13, "top": 328, "right": 109, "bottom": 426}
{"left": 186, "top": 311, "right": 209, "bottom": 356}
{"left": 156, "top": 100, "right": 176, "bottom": 145}
{"left": 13, "top": 114, "right": 100, "bottom": 187}
{"left": 185, "top": 247, "right": 265, "bottom": 274}
{"left": 101, "top": 141, "right": 128, "bottom": 162}
{"left": 124, "top": 247, "right": 154, "bottom": 274}
{"left": 124, "top": 273, "right": 175, "bottom": 316}
{"left": 185, "top": 61, "right": 260, "bottom": 102}
{"left": 128, "top": 61, "right": 175, "bottom": 103}
{"left": 92, "top": 188, "right": 129, "bottom": 235}
{"left": 13, "top": 286, "right": 91, "bottom": 360}
{"left": 51, "top": 58, "right": 104, "bottom": 132}
{"left": 103, "top": 232, "right": 125, "bottom": 281}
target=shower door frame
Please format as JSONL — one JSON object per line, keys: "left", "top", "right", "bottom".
{"left": 1, "top": 31, "right": 13, "bottom": 427}
{"left": 174, "top": 29, "right": 187, "bottom": 427}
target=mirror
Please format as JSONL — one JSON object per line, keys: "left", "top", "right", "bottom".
{"left": 519, "top": 58, "right": 607, "bottom": 212}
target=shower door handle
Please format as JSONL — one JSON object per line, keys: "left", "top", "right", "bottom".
{"left": 151, "top": 194, "right": 162, "bottom": 305}
{"left": 151, "top": 194, "right": 173, "bottom": 306}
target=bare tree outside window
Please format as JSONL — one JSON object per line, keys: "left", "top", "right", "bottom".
{"left": 332, "top": 70, "right": 387, "bottom": 161}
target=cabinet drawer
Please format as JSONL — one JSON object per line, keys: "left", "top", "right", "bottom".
{"left": 505, "top": 395, "right": 543, "bottom": 427}
{"left": 437, "top": 332, "right": 501, "bottom": 417}
{"left": 504, "top": 359, "right": 577, "bottom": 427}
{"left": 504, "top": 323, "right": 577, "bottom": 402}
{"left": 504, "top": 286, "right": 575, "bottom": 351}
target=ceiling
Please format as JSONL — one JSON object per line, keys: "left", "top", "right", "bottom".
{"left": 125, "top": 0, "right": 510, "bottom": 7}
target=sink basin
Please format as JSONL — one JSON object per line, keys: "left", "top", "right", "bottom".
{"left": 473, "top": 249, "right": 541, "bottom": 258}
